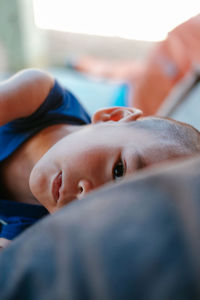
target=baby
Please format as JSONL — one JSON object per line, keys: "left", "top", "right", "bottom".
{"left": 0, "top": 68, "right": 200, "bottom": 248}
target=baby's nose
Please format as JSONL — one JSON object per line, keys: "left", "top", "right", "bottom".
{"left": 77, "top": 179, "right": 93, "bottom": 199}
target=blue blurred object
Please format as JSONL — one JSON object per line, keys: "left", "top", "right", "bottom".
{"left": 1, "top": 156, "right": 200, "bottom": 299}
{"left": 48, "top": 67, "right": 130, "bottom": 116}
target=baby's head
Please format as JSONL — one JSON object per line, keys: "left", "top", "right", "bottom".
{"left": 29, "top": 107, "right": 200, "bottom": 212}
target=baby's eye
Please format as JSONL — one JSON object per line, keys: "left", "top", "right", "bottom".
{"left": 113, "top": 160, "right": 125, "bottom": 180}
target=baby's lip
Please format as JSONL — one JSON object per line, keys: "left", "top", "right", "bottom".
{"left": 52, "top": 171, "right": 62, "bottom": 202}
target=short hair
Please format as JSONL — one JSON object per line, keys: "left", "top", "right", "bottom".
{"left": 126, "top": 116, "right": 200, "bottom": 154}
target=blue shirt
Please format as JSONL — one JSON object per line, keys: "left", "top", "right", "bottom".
{"left": 0, "top": 80, "right": 91, "bottom": 239}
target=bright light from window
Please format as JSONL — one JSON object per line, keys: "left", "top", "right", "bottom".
{"left": 33, "top": 0, "right": 200, "bottom": 41}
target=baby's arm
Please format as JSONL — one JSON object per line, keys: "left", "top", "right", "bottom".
{"left": 0, "top": 69, "right": 54, "bottom": 126}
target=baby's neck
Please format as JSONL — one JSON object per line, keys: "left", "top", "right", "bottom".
{"left": 0, "top": 124, "right": 81, "bottom": 204}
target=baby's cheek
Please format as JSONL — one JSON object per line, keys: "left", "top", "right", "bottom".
{"left": 29, "top": 165, "right": 44, "bottom": 198}
{"left": 30, "top": 159, "right": 63, "bottom": 214}
{"left": 29, "top": 166, "right": 58, "bottom": 213}
{"left": 29, "top": 166, "right": 46, "bottom": 201}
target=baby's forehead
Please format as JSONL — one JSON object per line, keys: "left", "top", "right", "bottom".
{"left": 112, "top": 117, "right": 170, "bottom": 134}
{"left": 129, "top": 117, "right": 172, "bottom": 129}
{"left": 124, "top": 117, "right": 192, "bottom": 138}
{"left": 91, "top": 118, "right": 167, "bottom": 139}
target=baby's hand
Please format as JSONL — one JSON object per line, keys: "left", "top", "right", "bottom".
{"left": 0, "top": 238, "right": 11, "bottom": 250}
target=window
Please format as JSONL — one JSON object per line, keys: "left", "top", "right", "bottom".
{"left": 33, "top": 0, "right": 199, "bottom": 41}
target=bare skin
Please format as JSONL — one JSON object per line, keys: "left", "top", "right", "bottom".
{"left": 0, "top": 69, "right": 200, "bottom": 249}
{"left": 0, "top": 123, "right": 81, "bottom": 205}
{"left": 0, "top": 122, "right": 81, "bottom": 250}
{"left": 0, "top": 69, "right": 143, "bottom": 210}
{"left": 0, "top": 105, "right": 143, "bottom": 208}
{"left": 0, "top": 69, "right": 199, "bottom": 213}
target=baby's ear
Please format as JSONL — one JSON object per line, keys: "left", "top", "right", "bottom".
{"left": 92, "top": 107, "right": 143, "bottom": 124}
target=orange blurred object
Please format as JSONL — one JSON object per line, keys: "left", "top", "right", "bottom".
{"left": 71, "top": 14, "right": 200, "bottom": 116}
{"left": 133, "top": 14, "right": 200, "bottom": 115}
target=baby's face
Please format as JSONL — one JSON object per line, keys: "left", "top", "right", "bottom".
{"left": 29, "top": 120, "right": 185, "bottom": 213}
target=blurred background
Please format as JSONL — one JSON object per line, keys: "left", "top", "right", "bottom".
{"left": 0, "top": 0, "right": 199, "bottom": 114}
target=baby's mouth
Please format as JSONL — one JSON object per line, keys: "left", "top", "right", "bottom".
{"left": 52, "top": 171, "right": 62, "bottom": 202}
